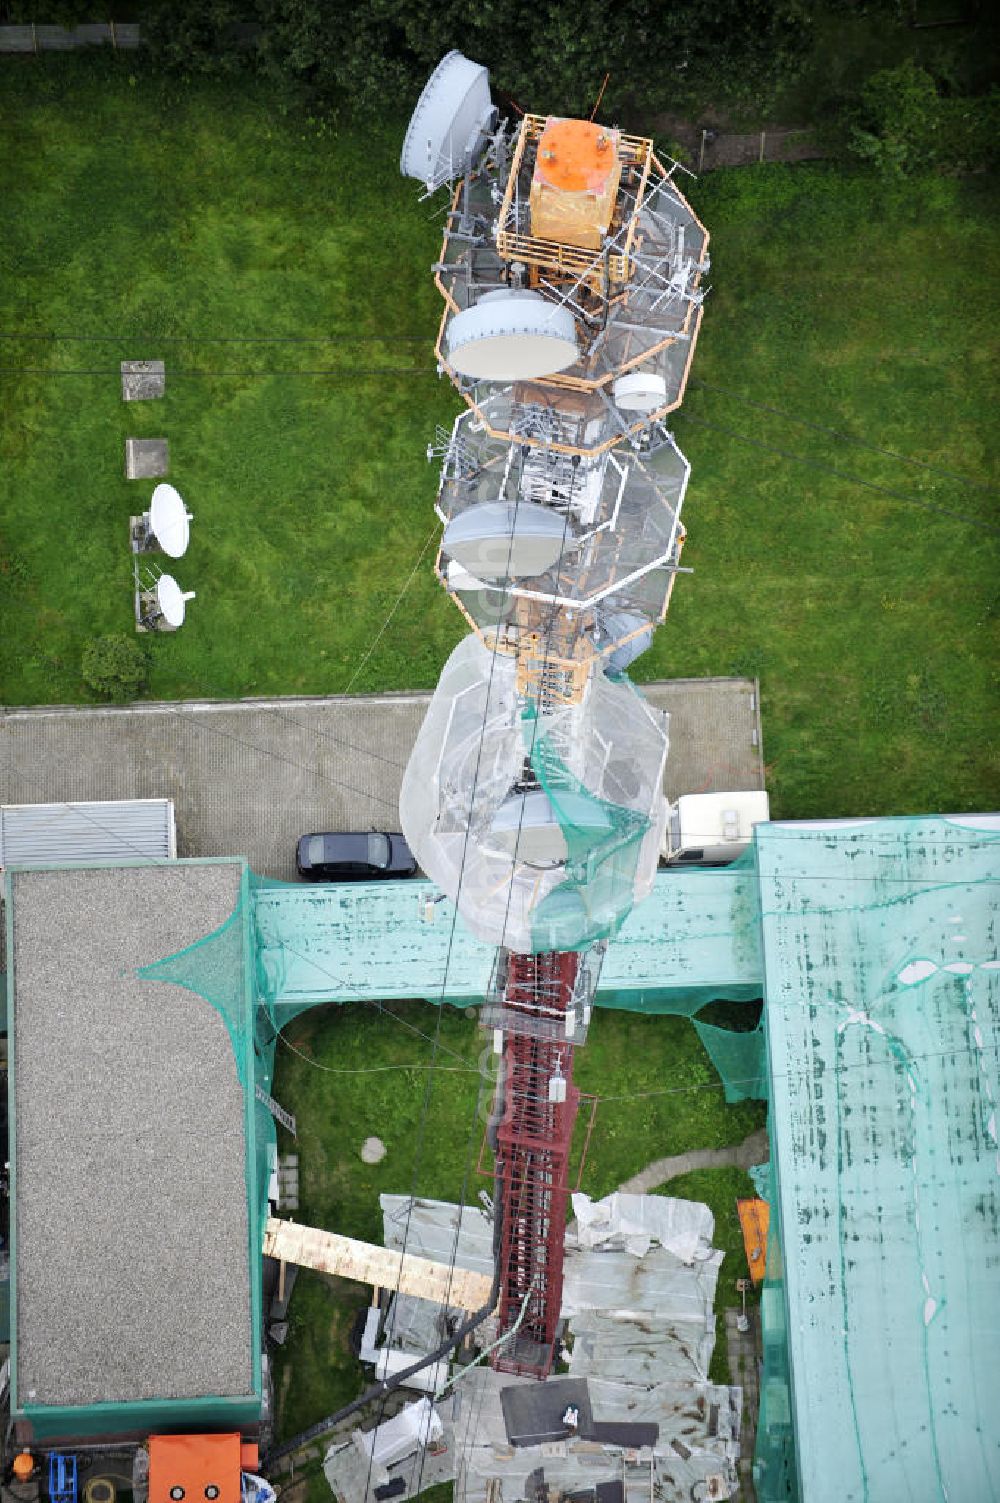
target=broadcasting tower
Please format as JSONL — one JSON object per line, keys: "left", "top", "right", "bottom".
{"left": 398, "top": 53, "right": 709, "bottom": 1376}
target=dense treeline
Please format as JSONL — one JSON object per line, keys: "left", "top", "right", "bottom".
{"left": 133, "top": 0, "right": 813, "bottom": 121}
{"left": 0, "top": 0, "right": 813, "bottom": 117}
{"left": 2, "top": 0, "right": 997, "bottom": 173}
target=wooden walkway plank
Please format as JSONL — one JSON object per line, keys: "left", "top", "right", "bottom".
{"left": 263, "top": 1216, "right": 494, "bottom": 1312}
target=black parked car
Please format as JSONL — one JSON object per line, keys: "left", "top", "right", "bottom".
{"left": 295, "top": 830, "right": 418, "bottom": 882}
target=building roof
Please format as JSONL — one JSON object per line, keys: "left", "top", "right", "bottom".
{"left": 7, "top": 860, "right": 257, "bottom": 1431}
{"left": 254, "top": 862, "right": 761, "bottom": 1022}
{"left": 757, "top": 815, "right": 1000, "bottom": 1502}
{"left": 0, "top": 799, "right": 176, "bottom": 868}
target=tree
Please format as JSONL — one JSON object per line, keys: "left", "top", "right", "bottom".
{"left": 82, "top": 633, "right": 150, "bottom": 702}
{"left": 848, "top": 60, "right": 942, "bottom": 176}
{"left": 149, "top": 0, "right": 814, "bottom": 121}
{"left": 847, "top": 59, "right": 999, "bottom": 176}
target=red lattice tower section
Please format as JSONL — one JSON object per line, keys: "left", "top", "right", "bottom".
{"left": 492, "top": 949, "right": 580, "bottom": 1378}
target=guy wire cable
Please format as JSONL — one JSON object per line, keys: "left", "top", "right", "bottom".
{"left": 267, "top": 490, "right": 534, "bottom": 1468}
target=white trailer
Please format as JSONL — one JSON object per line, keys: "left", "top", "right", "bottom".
{"left": 662, "top": 790, "right": 770, "bottom": 866}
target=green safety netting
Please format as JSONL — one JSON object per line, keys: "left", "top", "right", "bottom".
{"left": 526, "top": 703, "right": 653, "bottom": 953}
{"left": 139, "top": 891, "right": 252, "bottom": 1079}
{"left": 753, "top": 815, "right": 1000, "bottom": 1502}
{"left": 692, "top": 1017, "right": 767, "bottom": 1103}
{"left": 136, "top": 868, "right": 286, "bottom": 1334}
{"left": 752, "top": 1153, "right": 799, "bottom": 1502}
{"left": 119, "top": 815, "right": 998, "bottom": 1502}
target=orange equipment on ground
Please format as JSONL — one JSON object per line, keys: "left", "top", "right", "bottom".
{"left": 529, "top": 117, "right": 622, "bottom": 250}
{"left": 737, "top": 1196, "right": 769, "bottom": 1286}
{"left": 148, "top": 1434, "right": 245, "bottom": 1503}
{"left": 12, "top": 1451, "right": 35, "bottom": 1482}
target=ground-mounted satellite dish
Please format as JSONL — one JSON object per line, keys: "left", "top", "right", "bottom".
{"left": 446, "top": 290, "right": 578, "bottom": 382}
{"left": 400, "top": 50, "right": 494, "bottom": 191}
{"left": 443, "top": 500, "right": 568, "bottom": 580}
{"left": 597, "top": 610, "right": 654, "bottom": 673}
{"left": 156, "top": 573, "right": 196, "bottom": 628}
{"left": 612, "top": 371, "right": 668, "bottom": 414}
{"left": 146, "top": 484, "right": 192, "bottom": 558}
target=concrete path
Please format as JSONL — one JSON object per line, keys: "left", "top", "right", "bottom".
{"left": 726, "top": 1304, "right": 763, "bottom": 1503}
{"left": 617, "top": 1125, "right": 769, "bottom": 1195}
{"left": 1, "top": 679, "right": 762, "bottom": 879}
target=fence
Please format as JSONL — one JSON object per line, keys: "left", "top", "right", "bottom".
{"left": 0, "top": 22, "right": 139, "bottom": 50}
{"left": 652, "top": 115, "right": 824, "bottom": 171}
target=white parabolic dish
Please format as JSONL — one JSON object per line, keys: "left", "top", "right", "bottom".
{"left": 399, "top": 50, "right": 493, "bottom": 191}
{"left": 612, "top": 371, "right": 669, "bottom": 414}
{"left": 157, "top": 574, "right": 196, "bottom": 628}
{"left": 443, "top": 500, "right": 568, "bottom": 579}
{"left": 486, "top": 790, "right": 570, "bottom": 867}
{"left": 149, "top": 484, "right": 192, "bottom": 559}
{"left": 447, "top": 291, "right": 578, "bottom": 382}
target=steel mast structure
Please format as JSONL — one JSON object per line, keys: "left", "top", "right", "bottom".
{"left": 399, "top": 53, "right": 709, "bottom": 1377}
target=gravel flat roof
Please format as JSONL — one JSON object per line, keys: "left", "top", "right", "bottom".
{"left": 10, "top": 861, "right": 253, "bottom": 1409}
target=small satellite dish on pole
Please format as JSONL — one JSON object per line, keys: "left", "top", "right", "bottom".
{"left": 156, "top": 573, "right": 196, "bottom": 628}
{"left": 446, "top": 291, "right": 578, "bottom": 381}
{"left": 443, "top": 500, "right": 568, "bottom": 579}
{"left": 136, "top": 566, "right": 197, "bottom": 632}
{"left": 400, "top": 50, "right": 494, "bottom": 192}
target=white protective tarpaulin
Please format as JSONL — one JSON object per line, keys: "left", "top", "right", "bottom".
{"left": 570, "top": 1190, "right": 715, "bottom": 1262}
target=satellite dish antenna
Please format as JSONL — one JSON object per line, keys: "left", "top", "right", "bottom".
{"left": 485, "top": 788, "right": 614, "bottom": 868}
{"left": 486, "top": 790, "right": 569, "bottom": 867}
{"left": 597, "top": 610, "right": 654, "bottom": 673}
{"left": 443, "top": 501, "right": 568, "bottom": 579}
{"left": 144, "top": 484, "right": 192, "bottom": 558}
{"left": 445, "top": 559, "right": 490, "bottom": 592}
{"left": 612, "top": 371, "right": 668, "bottom": 414}
{"left": 400, "top": 50, "right": 494, "bottom": 191}
{"left": 446, "top": 290, "right": 578, "bottom": 381}
{"left": 156, "top": 573, "right": 196, "bottom": 628}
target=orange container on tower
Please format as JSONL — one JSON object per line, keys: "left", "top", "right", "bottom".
{"left": 529, "top": 118, "right": 622, "bottom": 250}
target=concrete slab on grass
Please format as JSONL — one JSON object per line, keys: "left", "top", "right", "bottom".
{"left": 121, "top": 360, "right": 165, "bottom": 401}
{"left": 125, "top": 437, "right": 169, "bottom": 479}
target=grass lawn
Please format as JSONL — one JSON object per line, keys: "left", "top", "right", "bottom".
{"left": 0, "top": 56, "right": 465, "bottom": 705}
{"left": 646, "top": 164, "right": 1000, "bottom": 817}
